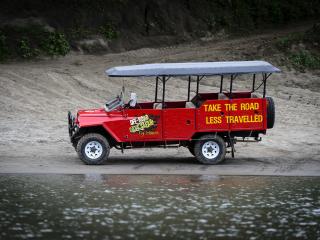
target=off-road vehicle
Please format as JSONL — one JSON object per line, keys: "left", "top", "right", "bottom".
{"left": 68, "top": 61, "right": 279, "bottom": 165}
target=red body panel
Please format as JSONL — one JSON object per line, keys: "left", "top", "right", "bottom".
{"left": 76, "top": 93, "right": 268, "bottom": 143}
{"left": 196, "top": 100, "right": 229, "bottom": 132}
{"left": 125, "top": 109, "right": 163, "bottom": 141}
{"left": 229, "top": 98, "right": 266, "bottom": 131}
{"left": 163, "top": 108, "right": 195, "bottom": 139}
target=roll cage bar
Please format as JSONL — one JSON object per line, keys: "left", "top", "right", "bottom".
{"left": 153, "top": 73, "right": 273, "bottom": 106}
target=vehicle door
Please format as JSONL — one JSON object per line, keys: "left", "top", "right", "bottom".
{"left": 163, "top": 106, "right": 195, "bottom": 140}
{"left": 124, "top": 109, "right": 163, "bottom": 141}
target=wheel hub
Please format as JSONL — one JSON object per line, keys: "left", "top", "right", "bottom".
{"left": 85, "top": 141, "right": 103, "bottom": 159}
{"left": 202, "top": 141, "right": 220, "bottom": 159}
{"left": 90, "top": 146, "right": 97, "bottom": 153}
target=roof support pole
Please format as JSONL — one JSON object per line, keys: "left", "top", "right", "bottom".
{"left": 263, "top": 73, "right": 267, "bottom": 98}
{"left": 162, "top": 76, "right": 166, "bottom": 107}
{"left": 220, "top": 75, "right": 224, "bottom": 93}
{"left": 230, "top": 75, "right": 234, "bottom": 98}
{"left": 252, "top": 74, "right": 256, "bottom": 92}
{"left": 155, "top": 77, "right": 159, "bottom": 102}
{"left": 196, "top": 76, "right": 200, "bottom": 95}
{"left": 187, "top": 76, "right": 191, "bottom": 101}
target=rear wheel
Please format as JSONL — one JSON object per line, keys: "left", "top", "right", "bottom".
{"left": 76, "top": 133, "right": 110, "bottom": 165}
{"left": 194, "top": 135, "right": 226, "bottom": 164}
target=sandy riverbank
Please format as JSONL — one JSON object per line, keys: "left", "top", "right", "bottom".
{"left": 0, "top": 26, "right": 319, "bottom": 175}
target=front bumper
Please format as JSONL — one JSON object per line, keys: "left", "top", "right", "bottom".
{"left": 68, "top": 111, "right": 79, "bottom": 142}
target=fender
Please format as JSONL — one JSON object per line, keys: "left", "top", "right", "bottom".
{"left": 77, "top": 108, "right": 126, "bottom": 142}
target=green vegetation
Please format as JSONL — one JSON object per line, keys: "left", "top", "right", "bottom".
{"left": 69, "top": 23, "right": 118, "bottom": 41}
{"left": 0, "top": 0, "right": 319, "bottom": 61}
{"left": 201, "top": 0, "right": 320, "bottom": 33}
{"left": 99, "top": 23, "right": 118, "bottom": 40}
{"left": 0, "top": 25, "right": 70, "bottom": 60}
{"left": 275, "top": 24, "right": 320, "bottom": 70}
{"left": 40, "top": 32, "right": 70, "bottom": 56}
{"left": 290, "top": 51, "right": 320, "bottom": 70}
{"left": 18, "top": 37, "right": 40, "bottom": 58}
{"left": 275, "top": 33, "right": 303, "bottom": 51}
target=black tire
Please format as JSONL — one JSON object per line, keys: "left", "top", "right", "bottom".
{"left": 76, "top": 133, "right": 110, "bottom": 165}
{"left": 266, "top": 97, "right": 275, "bottom": 129}
{"left": 194, "top": 134, "right": 226, "bottom": 165}
{"left": 72, "top": 141, "right": 77, "bottom": 149}
{"left": 188, "top": 145, "right": 195, "bottom": 156}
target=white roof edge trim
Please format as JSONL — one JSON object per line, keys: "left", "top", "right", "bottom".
{"left": 105, "top": 61, "right": 281, "bottom": 77}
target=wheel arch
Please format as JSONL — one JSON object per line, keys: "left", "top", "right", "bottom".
{"left": 191, "top": 131, "right": 228, "bottom": 142}
{"left": 77, "top": 125, "right": 118, "bottom": 147}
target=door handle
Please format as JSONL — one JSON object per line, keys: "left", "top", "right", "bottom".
{"left": 186, "top": 120, "right": 191, "bottom": 125}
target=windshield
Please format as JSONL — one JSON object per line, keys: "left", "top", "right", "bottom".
{"left": 105, "top": 95, "right": 123, "bottom": 112}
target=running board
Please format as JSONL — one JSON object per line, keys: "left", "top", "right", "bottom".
{"left": 235, "top": 137, "right": 262, "bottom": 142}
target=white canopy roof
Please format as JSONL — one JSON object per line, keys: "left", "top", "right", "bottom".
{"left": 106, "top": 61, "right": 280, "bottom": 77}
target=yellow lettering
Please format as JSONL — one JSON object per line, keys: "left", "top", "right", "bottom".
{"left": 206, "top": 116, "right": 210, "bottom": 124}
{"left": 206, "top": 116, "right": 222, "bottom": 124}
{"left": 225, "top": 103, "right": 237, "bottom": 111}
{"left": 226, "top": 115, "right": 263, "bottom": 123}
{"left": 204, "top": 104, "right": 221, "bottom": 112}
{"left": 241, "top": 102, "right": 260, "bottom": 110}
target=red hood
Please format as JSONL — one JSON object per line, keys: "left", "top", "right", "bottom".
{"left": 76, "top": 108, "right": 124, "bottom": 128}
{"left": 77, "top": 108, "right": 107, "bottom": 116}
{"left": 77, "top": 108, "right": 123, "bottom": 117}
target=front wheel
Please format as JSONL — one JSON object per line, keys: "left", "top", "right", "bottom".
{"left": 76, "top": 133, "right": 110, "bottom": 165}
{"left": 194, "top": 134, "right": 226, "bottom": 165}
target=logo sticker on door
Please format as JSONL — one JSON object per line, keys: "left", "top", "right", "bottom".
{"left": 129, "top": 114, "right": 159, "bottom": 135}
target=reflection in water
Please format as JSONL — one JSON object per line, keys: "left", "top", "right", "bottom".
{"left": 0, "top": 174, "right": 319, "bottom": 239}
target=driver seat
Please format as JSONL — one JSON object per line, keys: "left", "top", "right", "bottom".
{"left": 129, "top": 92, "right": 137, "bottom": 107}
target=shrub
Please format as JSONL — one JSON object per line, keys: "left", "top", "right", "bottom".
{"left": 290, "top": 51, "right": 320, "bottom": 70}
{"left": 18, "top": 37, "right": 40, "bottom": 58}
{"left": 99, "top": 23, "right": 118, "bottom": 40}
{"left": 40, "top": 32, "right": 70, "bottom": 56}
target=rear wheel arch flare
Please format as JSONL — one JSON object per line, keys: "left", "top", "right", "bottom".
{"left": 191, "top": 132, "right": 227, "bottom": 141}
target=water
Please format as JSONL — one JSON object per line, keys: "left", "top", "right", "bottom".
{"left": 0, "top": 174, "right": 319, "bottom": 239}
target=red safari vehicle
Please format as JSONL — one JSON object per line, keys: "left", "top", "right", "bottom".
{"left": 68, "top": 61, "right": 280, "bottom": 165}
